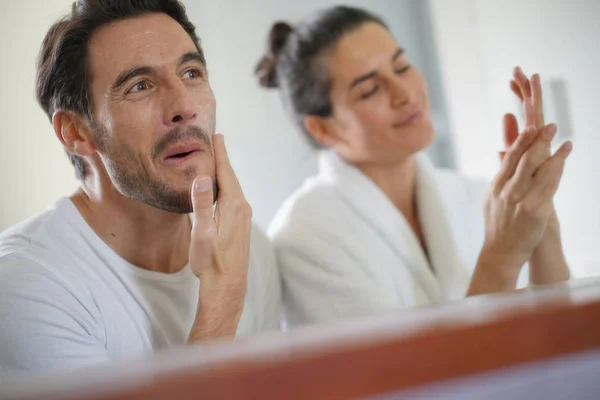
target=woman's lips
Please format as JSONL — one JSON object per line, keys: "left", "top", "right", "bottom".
{"left": 394, "top": 110, "right": 424, "bottom": 128}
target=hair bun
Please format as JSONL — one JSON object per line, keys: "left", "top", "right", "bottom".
{"left": 268, "top": 22, "right": 293, "bottom": 56}
{"left": 255, "top": 21, "right": 293, "bottom": 88}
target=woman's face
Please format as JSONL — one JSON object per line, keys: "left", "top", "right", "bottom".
{"left": 314, "top": 22, "right": 434, "bottom": 166}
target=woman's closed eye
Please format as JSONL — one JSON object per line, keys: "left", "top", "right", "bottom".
{"left": 395, "top": 65, "right": 411, "bottom": 74}
{"left": 360, "top": 85, "right": 379, "bottom": 99}
{"left": 360, "top": 66, "right": 411, "bottom": 99}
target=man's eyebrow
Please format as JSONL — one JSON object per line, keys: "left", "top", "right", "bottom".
{"left": 178, "top": 52, "right": 205, "bottom": 67}
{"left": 111, "top": 66, "right": 154, "bottom": 91}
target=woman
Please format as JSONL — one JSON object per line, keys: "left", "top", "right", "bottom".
{"left": 257, "top": 6, "right": 572, "bottom": 327}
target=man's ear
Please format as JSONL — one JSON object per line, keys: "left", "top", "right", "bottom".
{"left": 52, "top": 111, "right": 97, "bottom": 157}
{"left": 303, "top": 115, "right": 338, "bottom": 148}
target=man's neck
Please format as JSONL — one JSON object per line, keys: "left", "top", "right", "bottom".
{"left": 70, "top": 185, "right": 192, "bottom": 275}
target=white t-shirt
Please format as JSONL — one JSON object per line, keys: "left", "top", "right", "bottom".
{"left": 0, "top": 198, "right": 281, "bottom": 375}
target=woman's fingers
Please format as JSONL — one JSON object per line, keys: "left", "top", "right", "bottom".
{"left": 514, "top": 66, "right": 532, "bottom": 99}
{"left": 503, "top": 124, "right": 558, "bottom": 203}
{"left": 493, "top": 126, "right": 539, "bottom": 195}
{"left": 530, "top": 73, "right": 545, "bottom": 129}
{"left": 521, "top": 141, "right": 573, "bottom": 212}
{"left": 510, "top": 80, "right": 524, "bottom": 102}
{"left": 503, "top": 113, "right": 520, "bottom": 148}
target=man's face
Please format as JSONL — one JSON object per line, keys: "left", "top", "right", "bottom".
{"left": 86, "top": 13, "right": 216, "bottom": 213}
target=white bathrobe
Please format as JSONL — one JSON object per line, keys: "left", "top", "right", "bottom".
{"left": 268, "top": 150, "right": 491, "bottom": 327}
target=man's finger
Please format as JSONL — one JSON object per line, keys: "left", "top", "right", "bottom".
{"left": 214, "top": 134, "right": 245, "bottom": 199}
{"left": 190, "top": 176, "right": 217, "bottom": 272}
{"left": 191, "top": 176, "right": 215, "bottom": 226}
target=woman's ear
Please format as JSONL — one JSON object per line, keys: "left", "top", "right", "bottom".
{"left": 52, "top": 111, "right": 97, "bottom": 157}
{"left": 303, "top": 115, "right": 337, "bottom": 148}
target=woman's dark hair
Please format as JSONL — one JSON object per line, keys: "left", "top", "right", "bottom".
{"left": 36, "top": 0, "right": 204, "bottom": 180}
{"left": 254, "top": 6, "right": 387, "bottom": 146}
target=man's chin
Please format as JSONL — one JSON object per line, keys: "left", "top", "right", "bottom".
{"left": 151, "top": 197, "right": 193, "bottom": 214}
{"left": 172, "top": 173, "right": 218, "bottom": 205}
{"left": 135, "top": 167, "right": 216, "bottom": 213}
{"left": 129, "top": 188, "right": 194, "bottom": 215}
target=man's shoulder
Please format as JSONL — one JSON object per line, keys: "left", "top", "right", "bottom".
{"left": 0, "top": 252, "right": 107, "bottom": 375}
{"left": 0, "top": 251, "right": 89, "bottom": 315}
{"left": 0, "top": 252, "right": 57, "bottom": 286}
{"left": 0, "top": 198, "right": 73, "bottom": 260}
{"left": 0, "top": 198, "right": 94, "bottom": 300}
{"left": 0, "top": 247, "right": 85, "bottom": 292}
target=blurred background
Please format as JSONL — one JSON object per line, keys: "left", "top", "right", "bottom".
{"left": 1, "top": 0, "right": 599, "bottom": 277}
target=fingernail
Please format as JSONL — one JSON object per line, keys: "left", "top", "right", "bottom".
{"left": 194, "top": 177, "right": 212, "bottom": 194}
{"left": 543, "top": 124, "right": 557, "bottom": 140}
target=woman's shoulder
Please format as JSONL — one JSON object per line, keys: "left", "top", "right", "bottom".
{"left": 268, "top": 173, "right": 350, "bottom": 240}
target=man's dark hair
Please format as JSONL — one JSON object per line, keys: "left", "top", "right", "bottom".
{"left": 36, "top": 0, "right": 204, "bottom": 180}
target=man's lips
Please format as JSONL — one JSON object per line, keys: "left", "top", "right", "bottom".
{"left": 163, "top": 143, "right": 204, "bottom": 164}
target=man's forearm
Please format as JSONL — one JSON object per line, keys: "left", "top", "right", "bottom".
{"left": 187, "top": 293, "right": 245, "bottom": 344}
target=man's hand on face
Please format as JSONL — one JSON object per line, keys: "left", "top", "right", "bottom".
{"left": 187, "top": 134, "right": 252, "bottom": 342}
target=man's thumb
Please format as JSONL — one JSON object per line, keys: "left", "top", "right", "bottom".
{"left": 191, "top": 176, "right": 214, "bottom": 219}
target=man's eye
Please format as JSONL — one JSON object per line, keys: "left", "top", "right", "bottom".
{"left": 184, "top": 69, "right": 202, "bottom": 80}
{"left": 128, "top": 81, "right": 149, "bottom": 93}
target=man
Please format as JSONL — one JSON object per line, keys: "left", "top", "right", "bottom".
{"left": 0, "top": 0, "right": 280, "bottom": 375}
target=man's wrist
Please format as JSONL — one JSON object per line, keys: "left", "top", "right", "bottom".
{"left": 187, "top": 286, "right": 246, "bottom": 343}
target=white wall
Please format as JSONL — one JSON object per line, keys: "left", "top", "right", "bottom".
{"left": 429, "top": 0, "right": 600, "bottom": 277}
{"left": 0, "top": 1, "right": 78, "bottom": 230}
